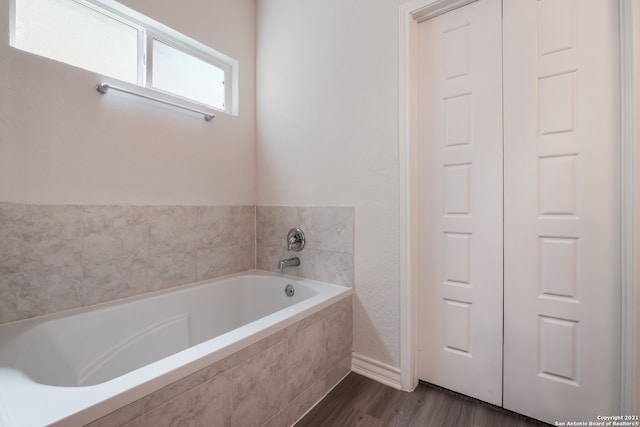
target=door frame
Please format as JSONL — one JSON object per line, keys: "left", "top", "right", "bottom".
{"left": 398, "top": 0, "right": 639, "bottom": 414}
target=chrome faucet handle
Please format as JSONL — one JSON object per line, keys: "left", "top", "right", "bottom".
{"left": 287, "top": 228, "right": 305, "bottom": 251}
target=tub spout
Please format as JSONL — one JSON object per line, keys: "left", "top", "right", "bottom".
{"left": 278, "top": 257, "right": 300, "bottom": 271}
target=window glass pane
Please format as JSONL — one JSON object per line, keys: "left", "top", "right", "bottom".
{"left": 152, "top": 39, "right": 225, "bottom": 109}
{"left": 14, "top": 0, "right": 138, "bottom": 84}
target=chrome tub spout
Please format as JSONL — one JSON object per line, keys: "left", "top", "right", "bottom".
{"left": 278, "top": 257, "right": 300, "bottom": 271}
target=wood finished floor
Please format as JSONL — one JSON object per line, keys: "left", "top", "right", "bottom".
{"left": 295, "top": 373, "right": 550, "bottom": 427}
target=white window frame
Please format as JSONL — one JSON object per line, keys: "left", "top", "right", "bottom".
{"left": 9, "top": 0, "right": 239, "bottom": 116}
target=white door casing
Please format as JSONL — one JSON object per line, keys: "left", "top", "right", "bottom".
{"left": 416, "top": 0, "right": 503, "bottom": 405}
{"left": 502, "top": 0, "right": 620, "bottom": 422}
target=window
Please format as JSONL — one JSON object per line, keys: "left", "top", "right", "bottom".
{"left": 10, "top": 0, "right": 237, "bottom": 114}
{"left": 151, "top": 39, "right": 226, "bottom": 109}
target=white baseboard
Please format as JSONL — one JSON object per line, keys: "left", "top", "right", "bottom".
{"left": 351, "top": 353, "right": 402, "bottom": 390}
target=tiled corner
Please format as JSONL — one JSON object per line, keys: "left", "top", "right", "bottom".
{"left": 285, "top": 295, "right": 353, "bottom": 425}
{"left": 1, "top": 203, "right": 355, "bottom": 322}
{"left": 256, "top": 206, "right": 353, "bottom": 253}
{"left": 256, "top": 206, "right": 354, "bottom": 287}
{"left": 325, "top": 297, "right": 354, "bottom": 367}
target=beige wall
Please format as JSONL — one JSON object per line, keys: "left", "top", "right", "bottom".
{"left": 256, "top": 0, "right": 405, "bottom": 368}
{"left": 0, "top": 0, "right": 256, "bottom": 205}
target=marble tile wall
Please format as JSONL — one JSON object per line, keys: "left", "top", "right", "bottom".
{"left": 86, "top": 295, "right": 353, "bottom": 427}
{"left": 0, "top": 203, "right": 255, "bottom": 323}
{"left": 256, "top": 206, "right": 354, "bottom": 287}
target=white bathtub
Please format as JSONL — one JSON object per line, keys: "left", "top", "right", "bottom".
{"left": 0, "top": 270, "right": 351, "bottom": 426}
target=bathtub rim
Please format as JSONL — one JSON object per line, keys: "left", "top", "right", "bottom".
{"left": 0, "top": 269, "right": 335, "bottom": 329}
{"left": 0, "top": 269, "right": 353, "bottom": 427}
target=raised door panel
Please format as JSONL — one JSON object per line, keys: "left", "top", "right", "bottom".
{"left": 417, "top": 0, "right": 503, "bottom": 405}
{"left": 503, "top": 0, "right": 620, "bottom": 422}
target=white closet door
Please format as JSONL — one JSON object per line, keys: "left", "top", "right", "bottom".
{"left": 417, "top": 0, "right": 503, "bottom": 405}
{"left": 503, "top": 0, "right": 620, "bottom": 423}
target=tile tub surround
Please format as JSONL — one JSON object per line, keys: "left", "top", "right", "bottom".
{"left": 0, "top": 203, "right": 255, "bottom": 323}
{"left": 86, "top": 295, "right": 353, "bottom": 427}
{"left": 256, "top": 206, "right": 354, "bottom": 287}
